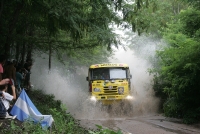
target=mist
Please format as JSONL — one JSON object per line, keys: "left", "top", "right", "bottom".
{"left": 31, "top": 34, "right": 161, "bottom": 119}
{"left": 111, "top": 33, "right": 162, "bottom": 116}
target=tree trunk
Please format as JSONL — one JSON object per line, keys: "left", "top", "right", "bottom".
{"left": 21, "top": 43, "right": 26, "bottom": 66}
{"left": 0, "top": 0, "right": 4, "bottom": 19}
{"left": 49, "top": 43, "right": 52, "bottom": 71}
{"left": 26, "top": 43, "right": 33, "bottom": 60}
{"left": 15, "top": 43, "right": 20, "bottom": 62}
{"left": 26, "top": 27, "right": 34, "bottom": 60}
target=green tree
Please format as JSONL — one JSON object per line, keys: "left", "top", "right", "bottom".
{"left": 122, "top": 0, "right": 187, "bottom": 36}
{"left": 152, "top": 7, "right": 200, "bottom": 123}
{"left": 0, "top": 0, "right": 123, "bottom": 69}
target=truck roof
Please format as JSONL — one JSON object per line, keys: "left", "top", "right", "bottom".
{"left": 89, "top": 63, "right": 129, "bottom": 68}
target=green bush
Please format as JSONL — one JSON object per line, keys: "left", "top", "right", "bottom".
{"left": 1, "top": 89, "right": 122, "bottom": 134}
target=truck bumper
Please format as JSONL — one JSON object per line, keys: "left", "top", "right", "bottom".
{"left": 90, "top": 94, "right": 134, "bottom": 105}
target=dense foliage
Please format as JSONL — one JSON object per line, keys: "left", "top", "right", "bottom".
{"left": 122, "top": 0, "right": 187, "bottom": 36}
{"left": 0, "top": 0, "right": 124, "bottom": 69}
{"left": 151, "top": 1, "right": 200, "bottom": 123}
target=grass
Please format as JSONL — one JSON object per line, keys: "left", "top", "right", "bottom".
{"left": 0, "top": 89, "right": 122, "bottom": 134}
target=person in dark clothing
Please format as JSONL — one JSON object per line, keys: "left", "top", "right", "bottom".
{"left": 24, "top": 59, "right": 32, "bottom": 72}
{"left": 15, "top": 67, "right": 24, "bottom": 92}
{"left": 23, "top": 59, "right": 32, "bottom": 90}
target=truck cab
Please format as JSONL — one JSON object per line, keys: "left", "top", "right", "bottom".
{"left": 86, "top": 63, "right": 133, "bottom": 105}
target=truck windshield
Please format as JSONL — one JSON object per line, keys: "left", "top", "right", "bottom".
{"left": 91, "top": 67, "right": 127, "bottom": 80}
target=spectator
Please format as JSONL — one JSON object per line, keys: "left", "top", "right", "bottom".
{"left": 23, "top": 59, "right": 32, "bottom": 90}
{"left": 0, "top": 78, "right": 9, "bottom": 98}
{"left": 0, "top": 55, "right": 6, "bottom": 81}
{"left": 0, "top": 78, "right": 9, "bottom": 85}
{"left": 4, "top": 60, "right": 16, "bottom": 85}
{"left": 2, "top": 60, "right": 10, "bottom": 78}
{"left": 16, "top": 67, "right": 24, "bottom": 92}
{"left": 0, "top": 83, "right": 16, "bottom": 113}
{"left": 24, "top": 59, "right": 32, "bottom": 72}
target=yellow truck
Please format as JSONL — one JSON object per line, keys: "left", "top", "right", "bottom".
{"left": 86, "top": 63, "right": 133, "bottom": 105}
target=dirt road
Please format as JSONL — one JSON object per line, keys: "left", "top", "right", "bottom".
{"left": 79, "top": 114, "right": 200, "bottom": 134}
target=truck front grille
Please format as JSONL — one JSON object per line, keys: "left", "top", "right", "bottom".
{"left": 102, "top": 86, "right": 118, "bottom": 94}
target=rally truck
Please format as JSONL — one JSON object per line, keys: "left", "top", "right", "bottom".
{"left": 86, "top": 63, "right": 133, "bottom": 105}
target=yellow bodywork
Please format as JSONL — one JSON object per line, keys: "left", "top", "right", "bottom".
{"left": 88, "top": 63, "right": 132, "bottom": 105}
{"left": 91, "top": 80, "right": 130, "bottom": 104}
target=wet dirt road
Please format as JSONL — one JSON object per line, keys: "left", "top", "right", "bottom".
{"left": 79, "top": 114, "right": 200, "bottom": 134}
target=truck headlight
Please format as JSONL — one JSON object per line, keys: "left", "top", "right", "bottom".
{"left": 111, "top": 80, "right": 115, "bottom": 83}
{"left": 118, "top": 87, "right": 124, "bottom": 94}
{"left": 105, "top": 80, "right": 109, "bottom": 83}
{"left": 90, "top": 96, "right": 97, "bottom": 101}
{"left": 126, "top": 95, "right": 134, "bottom": 100}
{"left": 93, "top": 88, "right": 101, "bottom": 92}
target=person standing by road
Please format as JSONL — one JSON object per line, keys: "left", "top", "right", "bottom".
{"left": 0, "top": 55, "right": 6, "bottom": 81}
{"left": 15, "top": 67, "right": 24, "bottom": 92}
{"left": 4, "top": 59, "right": 16, "bottom": 86}
{"left": 23, "top": 59, "right": 33, "bottom": 90}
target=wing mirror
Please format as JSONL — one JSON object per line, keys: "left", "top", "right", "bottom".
{"left": 86, "top": 77, "right": 89, "bottom": 81}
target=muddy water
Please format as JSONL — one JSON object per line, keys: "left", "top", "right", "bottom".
{"left": 79, "top": 114, "right": 200, "bottom": 134}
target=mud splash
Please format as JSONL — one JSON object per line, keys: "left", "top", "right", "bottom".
{"left": 31, "top": 34, "right": 161, "bottom": 120}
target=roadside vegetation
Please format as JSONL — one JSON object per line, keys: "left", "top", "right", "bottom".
{"left": 147, "top": 1, "right": 200, "bottom": 124}
{"left": 0, "top": 89, "right": 122, "bottom": 134}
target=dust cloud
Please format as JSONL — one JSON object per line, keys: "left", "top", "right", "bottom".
{"left": 31, "top": 56, "right": 111, "bottom": 119}
{"left": 31, "top": 35, "right": 161, "bottom": 120}
{"left": 110, "top": 44, "right": 159, "bottom": 116}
